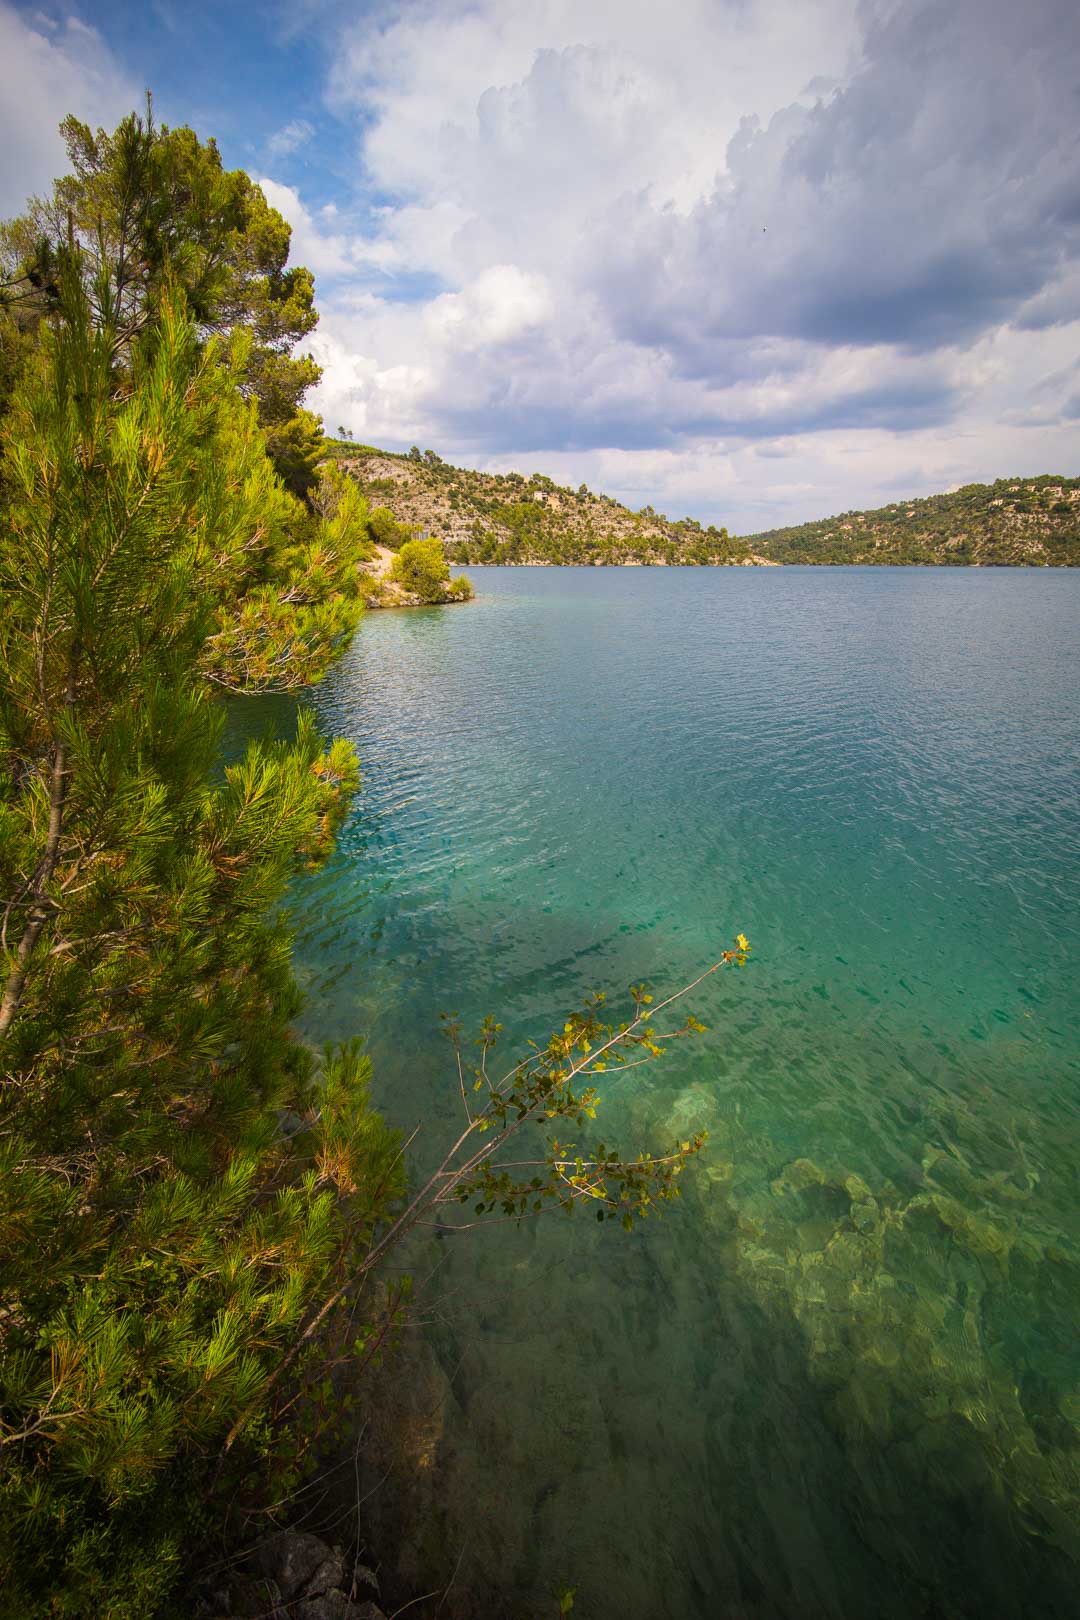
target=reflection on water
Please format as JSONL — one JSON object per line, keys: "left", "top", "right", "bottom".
{"left": 237, "top": 566, "right": 1080, "bottom": 1617}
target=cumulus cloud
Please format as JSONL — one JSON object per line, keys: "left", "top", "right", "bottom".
{"left": 254, "top": 176, "right": 361, "bottom": 275}
{"left": 282, "top": 0, "right": 1080, "bottom": 522}
{"left": 0, "top": 3, "right": 138, "bottom": 219}
{"left": 595, "top": 0, "right": 1080, "bottom": 357}
{"left": 424, "top": 265, "right": 552, "bottom": 348}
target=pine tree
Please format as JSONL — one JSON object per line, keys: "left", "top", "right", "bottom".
{"left": 0, "top": 99, "right": 324, "bottom": 489}
{"left": 0, "top": 257, "right": 399, "bottom": 1617}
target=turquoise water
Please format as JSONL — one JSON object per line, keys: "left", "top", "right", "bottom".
{"left": 260, "top": 567, "right": 1080, "bottom": 1617}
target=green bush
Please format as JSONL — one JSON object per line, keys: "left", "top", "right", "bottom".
{"left": 367, "top": 505, "right": 413, "bottom": 549}
{"left": 390, "top": 536, "right": 460, "bottom": 602}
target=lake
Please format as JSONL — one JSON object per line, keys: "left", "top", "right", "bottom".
{"left": 256, "top": 566, "right": 1080, "bottom": 1618}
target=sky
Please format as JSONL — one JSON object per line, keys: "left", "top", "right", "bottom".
{"left": 2, "top": 0, "right": 1079, "bottom": 533}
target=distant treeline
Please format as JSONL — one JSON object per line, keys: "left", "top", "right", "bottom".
{"left": 746, "top": 475, "right": 1080, "bottom": 566}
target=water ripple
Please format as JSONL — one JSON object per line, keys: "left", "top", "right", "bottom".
{"left": 259, "top": 566, "right": 1080, "bottom": 1619}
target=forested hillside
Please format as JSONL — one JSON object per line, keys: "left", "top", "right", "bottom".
{"left": 332, "top": 446, "right": 1080, "bottom": 569}
{"left": 328, "top": 441, "right": 757, "bottom": 565}
{"left": 746, "top": 475, "right": 1080, "bottom": 565}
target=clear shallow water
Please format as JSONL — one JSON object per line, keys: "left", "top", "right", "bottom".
{"left": 244, "top": 567, "right": 1080, "bottom": 1618}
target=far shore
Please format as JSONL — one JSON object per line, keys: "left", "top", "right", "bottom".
{"left": 453, "top": 556, "right": 781, "bottom": 567}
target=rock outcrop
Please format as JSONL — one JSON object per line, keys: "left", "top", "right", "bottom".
{"left": 197, "top": 1529, "right": 387, "bottom": 1620}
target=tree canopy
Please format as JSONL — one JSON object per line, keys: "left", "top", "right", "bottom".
{"left": 390, "top": 535, "right": 471, "bottom": 603}
{"left": 0, "top": 99, "right": 322, "bottom": 489}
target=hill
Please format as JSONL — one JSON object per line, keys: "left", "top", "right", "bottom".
{"left": 746, "top": 475, "right": 1080, "bottom": 566}
{"left": 326, "top": 442, "right": 764, "bottom": 565}
{"left": 327, "top": 445, "right": 1080, "bottom": 569}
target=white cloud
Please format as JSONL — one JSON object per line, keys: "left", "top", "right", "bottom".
{"left": 423, "top": 265, "right": 552, "bottom": 347}
{"left": 265, "top": 117, "right": 315, "bottom": 160}
{"left": 308, "top": 319, "right": 433, "bottom": 444}
{"left": 295, "top": 0, "right": 1080, "bottom": 529}
{"left": 330, "top": 0, "right": 861, "bottom": 221}
{"left": 0, "top": 3, "right": 138, "bottom": 219}
{"left": 254, "top": 175, "right": 359, "bottom": 277}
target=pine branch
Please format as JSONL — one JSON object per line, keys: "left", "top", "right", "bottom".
{"left": 0, "top": 731, "right": 71, "bottom": 1038}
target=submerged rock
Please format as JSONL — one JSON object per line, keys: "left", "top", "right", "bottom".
{"left": 202, "top": 1530, "right": 387, "bottom": 1620}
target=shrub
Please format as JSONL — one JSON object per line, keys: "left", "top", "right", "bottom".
{"left": 367, "top": 506, "right": 412, "bottom": 549}
{"left": 390, "top": 536, "right": 452, "bottom": 602}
